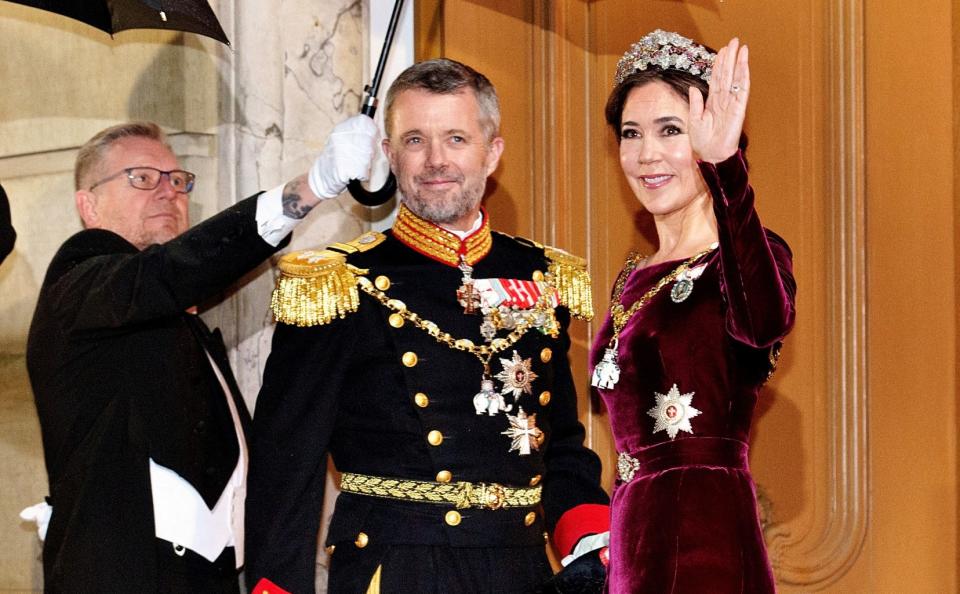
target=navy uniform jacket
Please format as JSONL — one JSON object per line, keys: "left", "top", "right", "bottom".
{"left": 27, "top": 195, "right": 282, "bottom": 593}
{"left": 246, "top": 211, "right": 609, "bottom": 593}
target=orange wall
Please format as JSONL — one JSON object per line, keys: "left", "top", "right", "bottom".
{"left": 418, "top": 0, "right": 959, "bottom": 589}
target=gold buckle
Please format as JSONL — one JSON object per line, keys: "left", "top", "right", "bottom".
{"left": 480, "top": 483, "right": 506, "bottom": 510}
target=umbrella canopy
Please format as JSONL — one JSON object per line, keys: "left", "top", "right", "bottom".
{"left": 3, "top": 0, "right": 229, "bottom": 45}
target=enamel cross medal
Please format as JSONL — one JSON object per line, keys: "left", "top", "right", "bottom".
{"left": 501, "top": 407, "right": 543, "bottom": 455}
{"left": 456, "top": 256, "right": 481, "bottom": 315}
{"left": 591, "top": 338, "right": 621, "bottom": 389}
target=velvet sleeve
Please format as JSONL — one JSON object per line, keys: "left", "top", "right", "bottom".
{"left": 542, "top": 306, "right": 610, "bottom": 555}
{"left": 45, "top": 193, "right": 283, "bottom": 334}
{"left": 244, "top": 316, "right": 355, "bottom": 593}
{"left": 699, "top": 152, "right": 797, "bottom": 348}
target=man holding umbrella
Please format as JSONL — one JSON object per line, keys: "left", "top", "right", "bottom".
{"left": 246, "top": 58, "right": 610, "bottom": 594}
{"left": 26, "top": 117, "right": 378, "bottom": 593}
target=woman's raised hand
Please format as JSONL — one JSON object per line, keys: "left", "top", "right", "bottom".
{"left": 689, "top": 38, "right": 749, "bottom": 163}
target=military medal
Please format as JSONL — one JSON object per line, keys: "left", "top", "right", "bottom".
{"left": 473, "top": 377, "right": 512, "bottom": 416}
{"left": 495, "top": 351, "right": 538, "bottom": 400}
{"left": 479, "top": 319, "right": 498, "bottom": 341}
{"left": 670, "top": 262, "right": 708, "bottom": 303}
{"left": 591, "top": 341, "right": 621, "bottom": 389}
{"left": 456, "top": 256, "right": 482, "bottom": 314}
{"left": 501, "top": 407, "right": 544, "bottom": 455}
{"left": 647, "top": 383, "right": 701, "bottom": 439}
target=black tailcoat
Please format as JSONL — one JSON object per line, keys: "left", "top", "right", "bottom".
{"left": 246, "top": 230, "right": 608, "bottom": 593}
{"left": 0, "top": 183, "right": 15, "bottom": 263}
{"left": 27, "top": 195, "right": 283, "bottom": 593}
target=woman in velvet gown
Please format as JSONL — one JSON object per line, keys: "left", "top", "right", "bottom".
{"left": 590, "top": 32, "right": 796, "bottom": 593}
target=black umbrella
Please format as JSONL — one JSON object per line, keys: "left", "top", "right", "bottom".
{"left": 2, "top": 0, "right": 229, "bottom": 45}
{"left": 347, "top": 0, "right": 405, "bottom": 207}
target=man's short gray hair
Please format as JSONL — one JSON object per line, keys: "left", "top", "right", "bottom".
{"left": 75, "top": 122, "right": 170, "bottom": 191}
{"left": 384, "top": 58, "right": 501, "bottom": 141}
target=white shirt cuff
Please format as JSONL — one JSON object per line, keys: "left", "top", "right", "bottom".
{"left": 560, "top": 530, "right": 609, "bottom": 566}
{"left": 256, "top": 184, "right": 304, "bottom": 247}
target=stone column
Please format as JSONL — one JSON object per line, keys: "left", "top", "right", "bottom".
{"left": 204, "top": 2, "right": 370, "bottom": 591}
{"left": 206, "top": 0, "right": 369, "bottom": 409}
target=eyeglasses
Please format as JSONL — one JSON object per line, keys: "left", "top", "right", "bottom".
{"left": 88, "top": 167, "right": 196, "bottom": 194}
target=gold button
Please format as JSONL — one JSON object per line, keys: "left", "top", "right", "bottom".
{"left": 402, "top": 352, "right": 418, "bottom": 367}
{"left": 427, "top": 430, "right": 443, "bottom": 446}
{"left": 436, "top": 470, "right": 452, "bottom": 483}
{"left": 374, "top": 275, "right": 391, "bottom": 291}
{"left": 540, "top": 348, "right": 552, "bottom": 363}
{"left": 539, "top": 391, "right": 551, "bottom": 406}
{"left": 532, "top": 270, "right": 545, "bottom": 282}
{"left": 389, "top": 313, "right": 405, "bottom": 328}
{"left": 324, "top": 544, "right": 336, "bottom": 555}
{"left": 354, "top": 532, "right": 369, "bottom": 548}
{"left": 524, "top": 511, "right": 537, "bottom": 526}
{"left": 414, "top": 392, "right": 429, "bottom": 408}
{"left": 529, "top": 474, "right": 542, "bottom": 486}
{"left": 445, "top": 510, "right": 462, "bottom": 526}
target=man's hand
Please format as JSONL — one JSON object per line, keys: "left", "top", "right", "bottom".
{"left": 308, "top": 115, "right": 380, "bottom": 199}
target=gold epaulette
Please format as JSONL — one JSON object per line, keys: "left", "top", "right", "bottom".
{"left": 328, "top": 230, "right": 387, "bottom": 254}
{"left": 544, "top": 246, "right": 594, "bottom": 321}
{"left": 271, "top": 249, "right": 367, "bottom": 327}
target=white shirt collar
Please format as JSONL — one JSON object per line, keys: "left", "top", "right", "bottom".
{"left": 441, "top": 211, "right": 484, "bottom": 240}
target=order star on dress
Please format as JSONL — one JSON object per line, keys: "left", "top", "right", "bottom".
{"left": 646, "top": 384, "right": 701, "bottom": 439}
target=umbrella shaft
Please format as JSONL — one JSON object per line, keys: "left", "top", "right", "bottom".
{"left": 363, "top": 0, "right": 406, "bottom": 117}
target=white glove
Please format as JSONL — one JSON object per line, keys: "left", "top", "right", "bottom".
{"left": 561, "top": 530, "right": 609, "bottom": 566}
{"left": 20, "top": 501, "right": 52, "bottom": 541}
{"left": 308, "top": 115, "right": 380, "bottom": 199}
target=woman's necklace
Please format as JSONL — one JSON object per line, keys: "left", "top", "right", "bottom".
{"left": 591, "top": 243, "right": 718, "bottom": 390}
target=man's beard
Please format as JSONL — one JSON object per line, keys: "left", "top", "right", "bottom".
{"left": 400, "top": 170, "right": 486, "bottom": 225}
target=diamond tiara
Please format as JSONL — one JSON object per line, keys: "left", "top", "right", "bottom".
{"left": 614, "top": 29, "right": 716, "bottom": 86}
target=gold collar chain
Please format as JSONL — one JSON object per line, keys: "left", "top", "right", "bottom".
{"left": 607, "top": 245, "right": 717, "bottom": 343}
{"left": 356, "top": 275, "right": 533, "bottom": 374}
{"left": 392, "top": 203, "right": 493, "bottom": 267}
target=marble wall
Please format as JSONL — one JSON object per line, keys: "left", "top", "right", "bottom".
{"left": 0, "top": 0, "right": 378, "bottom": 590}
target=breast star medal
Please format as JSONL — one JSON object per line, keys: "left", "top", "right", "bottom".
{"left": 495, "top": 351, "right": 538, "bottom": 399}
{"left": 647, "top": 383, "right": 701, "bottom": 439}
{"left": 501, "top": 407, "right": 544, "bottom": 456}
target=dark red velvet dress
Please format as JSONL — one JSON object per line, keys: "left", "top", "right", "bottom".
{"left": 591, "top": 152, "right": 796, "bottom": 593}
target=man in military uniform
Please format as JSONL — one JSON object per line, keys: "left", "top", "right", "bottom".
{"left": 246, "top": 58, "right": 609, "bottom": 593}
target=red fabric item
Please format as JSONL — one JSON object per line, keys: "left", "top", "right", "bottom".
{"left": 251, "top": 577, "right": 292, "bottom": 594}
{"left": 551, "top": 502, "right": 610, "bottom": 557}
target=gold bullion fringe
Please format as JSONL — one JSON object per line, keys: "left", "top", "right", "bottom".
{"left": 545, "top": 247, "right": 594, "bottom": 321}
{"left": 271, "top": 250, "right": 365, "bottom": 327}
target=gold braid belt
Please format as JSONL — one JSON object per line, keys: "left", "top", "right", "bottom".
{"left": 340, "top": 472, "right": 541, "bottom": 510}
